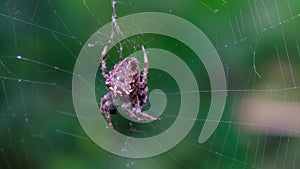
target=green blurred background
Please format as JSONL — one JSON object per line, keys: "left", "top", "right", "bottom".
{"left": 1, "top": 0, "right": 300, "bottom": 169}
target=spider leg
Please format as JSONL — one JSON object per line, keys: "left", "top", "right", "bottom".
{"left": 141, "top": 45, "right": 148, "bottom": 84}
{"left": 132, "top": 97, "right": 160, "bottom": 121}
{"left": 139, "top": 112, "right": 160, "bottom": 121}
{"left": 101, "top": 37, "right": 113, "bottom": 79}
{"left": 100, "top": 93, "right": 114, "bottom": 128}
{"left": 134, "top": 106, "right": 160, "bottom": 121}
{"left": 121, "top": 102, "right": 141, "bottom": 121}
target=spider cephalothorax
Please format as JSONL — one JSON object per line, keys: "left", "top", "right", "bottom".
{"left": 100, "top": 40, "right": 159, "bottom": 128}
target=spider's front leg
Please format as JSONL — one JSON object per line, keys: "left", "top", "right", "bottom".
{"left": 141, "top": 45, "right": 148, "bottom": 84}
{"left": 134, "top": 107, "right": 160, "bottom": 121}
{"left": 121, "top": 102, "right": 141, "bottom": 121}
{"left": 100, "top": 37, "right": 113, "bottom": 79}
{"left": 100, "top": 93, "right": 114, "bottom": 128}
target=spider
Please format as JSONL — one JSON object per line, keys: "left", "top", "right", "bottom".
{"left": 100, "top": 39, "right": 160, "bottom": 129}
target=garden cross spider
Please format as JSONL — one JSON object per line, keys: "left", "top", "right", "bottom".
{"left": 100, "top": 39, "right": 160, "bottom": 129}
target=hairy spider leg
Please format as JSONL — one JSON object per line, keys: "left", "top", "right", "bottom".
{"left": 100, "top": 92, "right": 114, "bottom": 128}
{"left": 141, "top": 45, "right": 148, "bottom": 84}
{"left": 130, "top": 93, "right": 160, "bottom": 121}
{"left": 101, "top": 37, "right": 113, "bottom": 79}
{"left": 137, "top": 46, "right": 160, "bottom": 121}
{"left": 132, "top": 103, "right": 160, "bottom": 121}
{"left": 121, "top": 102, "right": 141, "bottom": 121}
